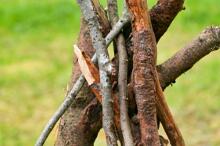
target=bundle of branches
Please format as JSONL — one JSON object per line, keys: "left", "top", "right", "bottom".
{"left": 35, "top": 0, "right": 220, "bottom": 146}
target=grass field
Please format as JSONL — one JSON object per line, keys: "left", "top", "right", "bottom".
{"left": 0, "top": 0, "right": 220, "bottom": 146}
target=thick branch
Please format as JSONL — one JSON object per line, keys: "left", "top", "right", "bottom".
{"left": 158, "top": 26, "right": 220, "bottom": 89}
{"left": 150, "top": 0, "right": 185, "bottom": 41}
{"left": 126, "top": 0, "right": 160, "bottom": 145}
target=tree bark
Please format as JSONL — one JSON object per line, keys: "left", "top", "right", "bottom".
{"left": 158, "top": 26, "right": 220, "bottom": 89}
{"left": 126, "top": 0, "right": 160, "bottom": 145}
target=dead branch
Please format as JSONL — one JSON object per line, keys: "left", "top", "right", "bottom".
{"left": 158, "top": 26, "right": 220, "bottom": 89}
{"left": 126, "top": 0, "right": 160, "bottom": 145}
{"left": 117, "top": 31, "right": 134, "bottom": 145}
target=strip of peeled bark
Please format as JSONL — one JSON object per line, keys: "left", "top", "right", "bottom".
{"left": 108, "top": 0, "right": 134, "bottom": 145}
{"left": 74, "top": 44, "right": 121, "bottom": 131}
{"left": 77, "top": 0, "right": 118, "bottom": 145}
{"left": 158, "top": 26, "right": 220, "bottom": 89}
{"left": 126, "top": 0, "right": 160, "bottom": 145}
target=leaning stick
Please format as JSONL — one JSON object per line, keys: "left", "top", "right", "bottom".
{"left": 107, "top": 0, "right": 134, "bottom": 145}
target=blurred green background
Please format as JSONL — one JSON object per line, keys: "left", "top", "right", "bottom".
{"left": 0, "top": 0, "right": 220, "bottom": 146}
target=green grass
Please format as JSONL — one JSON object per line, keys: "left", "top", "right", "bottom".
{"left": 0, "top": 0, "right": 220, "bottom": 146}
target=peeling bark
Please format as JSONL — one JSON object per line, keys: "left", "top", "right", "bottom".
{"left": 55, "top": 0, "right": 111, "bottom": 144}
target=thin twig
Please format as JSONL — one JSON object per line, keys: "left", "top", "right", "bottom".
{"left": 35, "top": 10, "right": 130, "bottom": 146}
{"left": 107, "top": 0, "right": 134, "bottom": 145}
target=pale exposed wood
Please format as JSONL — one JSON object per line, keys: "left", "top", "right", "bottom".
{"left": 74, "top": 45, "right": 96, "bottom": 86}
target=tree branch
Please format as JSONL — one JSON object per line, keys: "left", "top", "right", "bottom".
{"left": 150, "top": 0, "right": 185, "bottom": 41}
{"left": 126, "top": 0, "right": 161, "bottom": 145}
{"left": 158, "top": 26, "right": 220, "bottom": 89}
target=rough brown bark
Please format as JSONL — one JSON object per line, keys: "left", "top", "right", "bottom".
{"left": 150, "top": 0, "right": 185, "bottom": 41}
{"left": 126, "top": 26, "right": 220, "bottom": 146}
{"left": 126, "top": 0, "right": 186, "bottom": 145}
{"left": 127, "top": 26, "right": 220, "bottom": 114}
{"left": 158, "top": 26, "right": 220, "bottom": 89}
{"left": 126, "top": 0, "right": 160, "bottom": 145}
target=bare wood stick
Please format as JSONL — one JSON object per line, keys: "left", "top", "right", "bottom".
{"left": 35, "top": 11, "right": 130, "bottom": 146}
{"left": 77, "top": 0, "right": 118, "bottom": 145}
{"left": 108, "top": 0, "right": 134, "bottom": 145}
